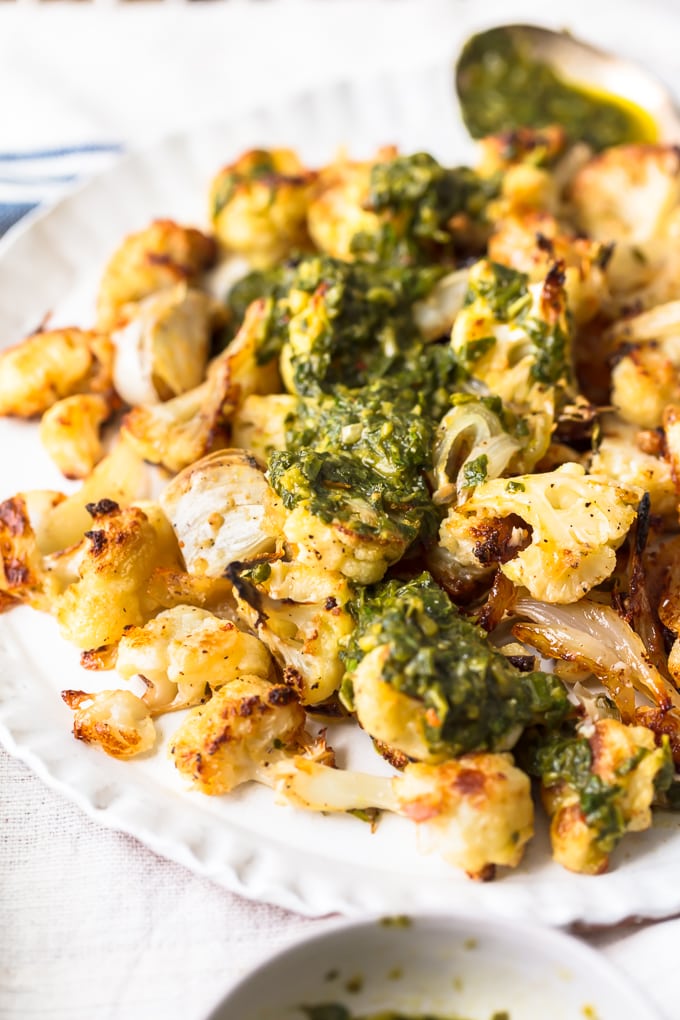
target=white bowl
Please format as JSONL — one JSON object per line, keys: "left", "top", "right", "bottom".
{"left": 205, "top": 913, "right": 664, "bottom": 1020}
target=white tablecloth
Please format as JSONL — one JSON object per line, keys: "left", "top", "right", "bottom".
{"left": 2, "top": 3, "right": 680, "bottom": 1018}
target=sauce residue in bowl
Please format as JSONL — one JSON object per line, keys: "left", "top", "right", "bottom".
{"left": 456, "top": 27, "right": 657, "bottom": 150}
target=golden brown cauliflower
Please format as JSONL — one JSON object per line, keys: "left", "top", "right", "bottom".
{"left": 170, "top": 676, "right": 309, "bottom": 795}
{"left": 34, "top": 438, "right": 150, "bottom": 556}
{"left": 570, "top": 144, "right": 680, "bottom": 242}
{"left": 273, "top": 752, "right": 533, "bottom": 878}
{"left": 230, "top": 560, "right": 355, "bottom": 705}
{"left": 0, "top": 328, "right": 113, "bottom": 418}
{"left": 439, "top": 463, "right": 640, "bottom": 604}
{"left": 0, "top": 495, "right": 58, "bottom": 612}
{"left": 488, "top": 211, "right": 612, "bottom": 324}
{"left": 122, "top": 300, "right": 279, "bottom": 474}
{"left": 116, "top": 605, "right": 273, "bottom": 713}
{"left": 306, "top": 152, "right": 386, "bottom": 260}
{"left": 62, "top": 688, "right": 156, "bottom": 759}
{"left": 210, "top": 148, "right": 315, "bottom": 268}
{"left": 231, "top": 393, "right": 298, "bottom": 463}
{"left": 39, "top": 394, "right": 111, "bottom": 479}
{"left": 55, "top": 500, "right": 182, "bottom": 650}
{"left": 532, "top": 719, "right": 672, "bottom": 875}
{"left": 590, "top": 416, "right": 676, "bottom": 519}
{"left": 97, "top": 219, "right": 217, "bottom": 331}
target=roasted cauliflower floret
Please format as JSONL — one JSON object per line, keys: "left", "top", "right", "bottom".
{"left": 450, "top": 258, "right": 573, "bottom": 416}
{"left": 268, "top": 449, "right": 417, "bottom": 584}
{"left": 210, "top": 148, "right": 315, "bottom": 268}
{"left": 0, "top": 328, "right": 113, "bottom": 418}
{"left": 476, "top": 125, "right": 568, "bottom": 178}
{"left": 170, "top": 676, "right": 312, "bottom": 795}
{"left": 526, "top": 719, "right": 673, "bottom": 874}
{"left": 440, "top": 463, "right": 640, "bottom": 604}
{"left": 122, "top": 299, "right": 279, "bottom": 474}
{"left": 112, "top": 284, "right": 220, "bottom": 406}
{"left": 306, "top": 151, "right": 388, "bottom": 260}
{"left": 116, "top": 606, "right": 272, "bottom": 712}
{"left": 39, "top": 394, "right": 111, "bottom": 480}
{"left": 341, "top": 573, "right": 568, "bottom": 763}
{"left": 569, "top": 144, "right": 680, "bottom": 242}
{"left": 488, "top": 211, "right": 612, "bottom": 324}
{"left": 55, "top": 500, "right": 182, "bottom": 650}
{"left": 604, "top": 301, "right": 680, "bottom": 428}
{"left": 160, "top": 449, "right": 283, "bottom": 577}
{"left": 61, "top": 688, "right": 156, "bottom": 760}
{"left": 96, "top": 219, "right": 217, "bottom": 331}
{"left": 273, "top": 751, "right": 534, "bottom": 878}
{"left": 231, "top": 393, "right": 298, "bottom": 462}
{"left": 309, "top": 148, "right": 499, "bottom": 265}
{"left": 0, "top": 495, "right": 59, "bottom": 612}
{"left": 229, "top": 560, "right": 354, "bottom": 705}
{"left": 590, "top": 416, "right": 676, "bottom": 519}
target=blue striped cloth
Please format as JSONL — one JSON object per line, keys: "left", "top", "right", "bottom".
{"left": 0, "top": 143, "right": 123, "bottom": 238}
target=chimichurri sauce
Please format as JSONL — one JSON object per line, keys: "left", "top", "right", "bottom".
{"left": 456, "top": 27, "right": 657, "bottom": 151}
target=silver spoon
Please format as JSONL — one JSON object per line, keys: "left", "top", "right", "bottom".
{"left": 454, "top": 23, "right": 680, "bottom": 143}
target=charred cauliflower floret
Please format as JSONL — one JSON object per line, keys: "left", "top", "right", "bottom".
{"left": 160, "top": 449, "right": 283, "bottom": 577}
{"left": 0, "top": 494, "right": 59, "bottom": 612}
{"left": 569, "top": 144, "right": 680, "bottom": 242}
{"left": 525, "top": 718, "right": 673, "bottom": 874}
{"left": 210, "top": 148, "right": 315, "bottom": 268}
{"left": 96, "top": 219, "right": 217, "bottom": 331}
{"left": 590, "top": 415, "right": 676, "bottom": 519}
{"left": 229, "top": 560, "right": 354, "bottom": 705}
{"left": 273, "top": 751, "right": 534, "bottom": 877}
{"left": 40, "top": 394, "right": 111, "bottom": 480}
{"left": 488, "top": 210, "right": 612, "bottom": 324}
{"left": 0, "top": 328, "right": 113, "bottom": 418}
{"left": 55, "top": 500, "right": 182, "bottom": 651}
{"left": 440, "top": 463, "right": 640, "bottom": 604}
{"left": 341, "top": 573, "right": 568, "bottom": 763}
{"left": 450, "top": 258, "right": 573, "bottom": 413}
{"left": 116, "top": 605, "right": 273, "bottom": 712}
{"left": 111, "top": 284, "right": 221, "bottom": 406}
{"left": 61, "top": 688, "right": 156, "bottom": 760}
{"left": 170, "top": 676, "right": 315, "bottom": 795}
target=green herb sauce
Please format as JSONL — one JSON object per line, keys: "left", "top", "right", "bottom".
{"left": 341, "top": 573, "right": 569, "bottom": 758}
{"left": 457, "top": 27, "right": 657, "bottom": 151}
{"left": 523, "top": 730, "right": 672, "bottom": 852}
{"left": 352, "top": 152, "right": 501, "bottom": 265}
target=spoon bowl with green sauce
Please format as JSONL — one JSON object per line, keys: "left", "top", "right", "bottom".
{"left": 455, "top": 23, "right": 680, "bottom": 148}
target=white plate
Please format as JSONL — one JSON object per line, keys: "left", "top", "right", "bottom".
{"left": 204, "top": 913, "right": 666, "bottom": 1020}
{"left": 3, "top": 10, "right": 680, "bottom": 926}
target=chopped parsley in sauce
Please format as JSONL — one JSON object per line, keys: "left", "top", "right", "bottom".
{"left": 457, "top": 27, "right": 657, "bottom": 151}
